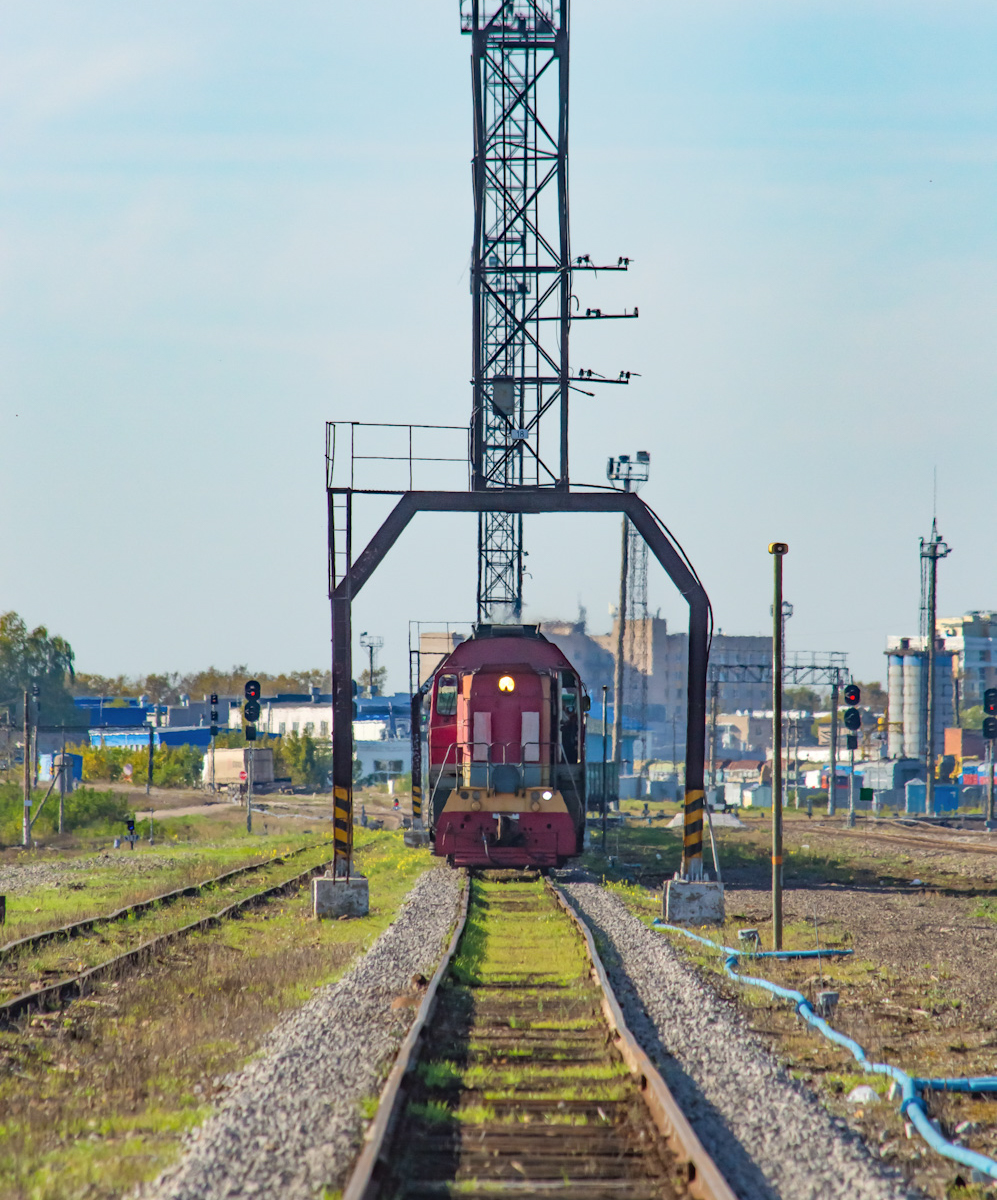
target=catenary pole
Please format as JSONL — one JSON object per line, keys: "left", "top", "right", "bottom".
{"left": 769, "top": 543, "right": 787, "bottom": 951}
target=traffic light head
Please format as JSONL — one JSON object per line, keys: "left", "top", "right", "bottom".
{"left": 843, "top": 707, "right": 861, "bottom": 731}
{"left": 985, "top": 688, "right": 997, "bottom": 716}
{"left": 245, "top": 680, "right": 261, "bottom": 701}
{"left": 985, "top": 716, "right": 997, "bottom": 740}
{"left": 844, "top": 684, "right": 860, "bottom": 705}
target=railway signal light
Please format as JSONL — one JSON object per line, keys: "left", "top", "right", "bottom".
{"left": 985, "top": 717, "right": 997, "bottom": 740}
{"left": 126, "top": 819, "right": 135, "bottom": 834}
{"left": 985, "top": 688, "right": 997, "bottom": 716}
{"left": 843, "top": 707, "right": 861, "bottom": 731}
{"left": 845, "top": 734, "right": 858, "bottom": 751}
{"left": 844, "top": 684, "right": 860, "bottom": 705}
{"left": 244, "top": 681, "right": 260, "bottom": 741}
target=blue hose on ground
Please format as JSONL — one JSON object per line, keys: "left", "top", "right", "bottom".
{"left": 653, "top": 921, "right": 997, "bottom": 1182}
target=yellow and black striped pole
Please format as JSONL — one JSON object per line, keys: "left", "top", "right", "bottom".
{"left": 769, "top": 541, "right": 789, "bottom": 950}
{"left": 331, "top": 592, "right": 354, "bottom": 879}
{"left": 681, "top": 787, "right": 705, "bottom": 877}
{"left": 333, "top": 783, "right": 352, "bottom": 875}
{"left": 411, "top": 690, "right": 423, "bottom": 827}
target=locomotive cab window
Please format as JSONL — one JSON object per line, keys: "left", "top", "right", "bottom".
{"left": 559, "top": 671, "right": 580, "bottom": 763}
{"left": 436, "top": 675, "right": 458, "bottom": 717}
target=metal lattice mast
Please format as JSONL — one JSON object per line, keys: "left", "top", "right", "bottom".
{"left": 625, "top": 523, "right": 650, "bottom": 759}
{"left": 464, "top": 1, "right": 569, "bottom": 621}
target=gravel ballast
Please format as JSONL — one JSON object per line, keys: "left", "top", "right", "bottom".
{"left": 560, "top": 882, "right": 918, "bottom": 1200}
{"left": 142, "top": 866, "right": 464, "bottom": 1200}
{"left": 0, "top": 850, "right": 187, "bottom": 896}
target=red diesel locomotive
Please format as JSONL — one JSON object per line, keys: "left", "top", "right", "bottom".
{"left": 426, "top": 625, "right": 588, "bottom": 868}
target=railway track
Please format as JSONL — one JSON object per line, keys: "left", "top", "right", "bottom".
{"left": 0, "top": 852, "right": 336, "bottom": 1026}
{"left": 804, "top": 821, "right": 997, "bottom": 858}
{"left": 345, "top": 873, "right": 733, "bottom": 1200}
{"left": 0, "top": 838, "right": 330, "bottom": 959}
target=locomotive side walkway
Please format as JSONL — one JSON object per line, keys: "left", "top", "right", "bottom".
{"left": 560, "top": 882, "right": 918, "bottom": 1200}
{"left": 141, "top": 867, "right": 464, "bottom": 1200}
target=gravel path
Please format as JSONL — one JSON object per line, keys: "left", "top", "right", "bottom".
{"left": 560, "top": 882, "right": 919, "bottom": 1200}
{"left": 0, "top": 850, "right": 186, "bottom": 895}
{"left": 141, "top": 866, "right": 464, "bottom": 1200}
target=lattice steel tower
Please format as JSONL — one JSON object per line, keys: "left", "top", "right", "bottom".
{"left": 462, "top": 1, "right": 633, "bottom": 621}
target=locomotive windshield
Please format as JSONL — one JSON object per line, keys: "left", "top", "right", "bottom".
{"left": 436, "top": 674, "right": 458, "bottom": 717}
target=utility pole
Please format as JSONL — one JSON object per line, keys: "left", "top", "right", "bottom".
{"left": 769, "top": 543, "right": 788, "bottom": 950}
{"left": 22, "top": 690, "right": 31, "bottom": 847}
{"left": 708, "top": 680, "right": 719, "bottom": 789}
{"left": 58, "top": 726, "right": 66, "bottom": 835}
{"left": 146, "top": 726, "right": 154, "bottom": 796}
{"left": 921, "top": 520, "right": 951, "bottom": 817}
{"left": 359, "top": 632, "right": 383, "bottom": 697}
{"left": 601, "top": 684, "right": 608, "bottom": 853}
{"left": 31, "top": 683, "right": 40, "bottom": 789}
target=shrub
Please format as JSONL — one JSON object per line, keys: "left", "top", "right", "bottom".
{"left": 69, "top": 742, "right": 204, "bottom": 789}
{"left": 0, "top": 781, "right": 130, "bottom": 843}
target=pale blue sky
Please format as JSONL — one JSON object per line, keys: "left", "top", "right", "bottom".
{"left": 2, "top": 1, "right": 996, "bottom": 691}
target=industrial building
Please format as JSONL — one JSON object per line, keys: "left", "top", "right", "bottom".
{"left": 542, "top": 616, "right": 771, "bottom": 760}
{"left": 885, "top": 636, "right": 956, "bottom": 759}
{"left": 937, "top": 611, "right": 997, "bottom": 710}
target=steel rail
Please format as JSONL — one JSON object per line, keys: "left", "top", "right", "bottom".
{"left": 0, "top": 856, "right": 337, "bottom": 1027}
{"left": 343, "top": 873, "right": 471, "bottom": 1200}
{"left": 342, "top": 874, "right": 736, "bottom": 1200}
{"left": 549, "top": 882, "right": 738, "bottom": 1200}
{"left": 1, "top": 840, "right": 331, "bottom": 960}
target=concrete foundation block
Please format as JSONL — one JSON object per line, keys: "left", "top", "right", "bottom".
{"left": 313, "top": 874, "right": 369, "bottom": 919}
{"left": 665, "top": 879, "right": 725, "bottom": 925}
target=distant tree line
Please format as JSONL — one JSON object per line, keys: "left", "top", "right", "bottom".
{"left": 71, "top": 665, "right": 332, "bottom": 703}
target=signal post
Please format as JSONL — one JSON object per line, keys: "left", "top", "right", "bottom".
{"left": 984, "top": 689, "right": 997, "bottom": 830}
{"left": 244, "top": 680, "right": 260, "bottom": 834}
{"left": 843, "top": 685, "right": 861, "bottom": 827}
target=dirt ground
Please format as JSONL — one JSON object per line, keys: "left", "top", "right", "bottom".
{"left": 684, "top": 817, "right": 997, "bottom": 1200}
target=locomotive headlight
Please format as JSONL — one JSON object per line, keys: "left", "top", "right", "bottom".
{"left": 497, "top": 675, "right": 515, "bottom": 692}
{"left": 542, "top": 790, "right": 553, "bottom": 800}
